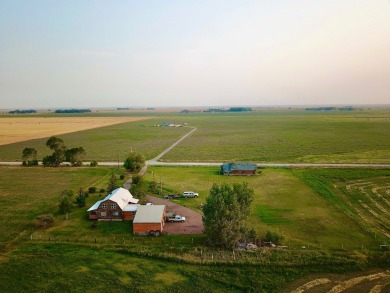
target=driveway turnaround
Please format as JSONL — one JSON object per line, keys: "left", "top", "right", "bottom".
{"left": 146, "top": 195, "right": 204, "bottom": 235}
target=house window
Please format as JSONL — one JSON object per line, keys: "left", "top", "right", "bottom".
{"left": 102, "top": 204, "right": 107, "bottom": 209}
{"left": 113, "top": 211, "right": 119, "bottom": 216}
{"left": 101, "top": 212, "right": 106, "bottom": 217}
{"left": 110, "top": 204, "right": 116, "bottom": 209}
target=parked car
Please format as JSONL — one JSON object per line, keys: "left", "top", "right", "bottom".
{"left": 182, "top": 191, "right": 199, "bottom": 198}
{"left": 167, "top": 215, "right": 186, "bottom": 222}
{"left": 164, "top": 194, "right": 181, "bottom": 199}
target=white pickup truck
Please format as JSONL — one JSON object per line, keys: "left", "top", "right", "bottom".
{"left": 167, "top": 215, "right": 186, "bottom": 222}
{"left": 182, "top": 191, "right": 199, "bottom": 198}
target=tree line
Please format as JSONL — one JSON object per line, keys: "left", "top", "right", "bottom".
{"left": 22, "top": 136, "right": 87, "bottom": 167}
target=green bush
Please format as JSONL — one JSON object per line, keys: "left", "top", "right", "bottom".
{"left": 88, "top": 187, "right": 97, "bottom": 193}
{"left": 90, "top": 160, "right": 98, "bottom": 167}
{"left": 265, "top": 231, "right": 284, "bottom": 245}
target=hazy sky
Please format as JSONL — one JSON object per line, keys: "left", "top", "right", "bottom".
{"left": 0, "top": 0, "right": 389, "bottom": 108}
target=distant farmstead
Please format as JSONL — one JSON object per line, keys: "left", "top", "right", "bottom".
{"left": 221, "top": 162, "right": 257, "bottom": 176}
{"left": 87, "top": 187, "right": 139, "bottom": 221}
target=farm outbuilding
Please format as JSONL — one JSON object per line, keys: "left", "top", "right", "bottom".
{"left": 87, "top": 187, "right": 139, "bottom": 221}
{"left": 133, "top": 205, "right": 166, "bottom": 236}
{"left": 221, "top": 162, "right": 257, "bottom": 176}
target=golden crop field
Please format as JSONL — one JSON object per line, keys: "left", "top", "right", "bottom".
{"left": 0, "top": 117, "right": 150, "bottom": 145}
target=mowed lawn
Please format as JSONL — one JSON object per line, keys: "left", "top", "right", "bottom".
{"left": 161, "top": 110, "right": 390, "bottom": 163}
{"left": 144, "top": 166, "right": 379, "bottom": 249}
{"left": 0, "top": 166, "right": 113, "bottom": 249}
{"left": 0, "top": 117, "right": 189, "bottom": 161}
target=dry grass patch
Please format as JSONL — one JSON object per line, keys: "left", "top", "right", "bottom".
{"left": 0, "top": 117, "right": 150, "bottom": 145}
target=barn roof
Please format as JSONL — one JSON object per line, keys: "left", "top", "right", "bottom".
{"left": 123, "top": 204, "right": 139, "bottom": 212}
{"left": 87, "top": 187, "right": 138, "bottom": 211}
{"left": 87, "top": 200, "right": 104, "bottom": 211}
{"left": 221, "top": 162, "right": 257, "bottom": 172}
{"left": 133, "top": 205, "right": 165, "bottom": 223}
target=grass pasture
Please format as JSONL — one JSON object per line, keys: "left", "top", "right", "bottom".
{"left": 144, "top": 166, "right": 380, "bottom": 249}
{"left": 0, "top": 243, "right": 373, "bottom": 293}
{"left": 160, "top": 110, "right": 390, "bottom": 163}
{"left": 0, "top": 166, "right": 115, "bottom": 250}
{"left": 0, "top": 116, "right": 150, "bottom": 146}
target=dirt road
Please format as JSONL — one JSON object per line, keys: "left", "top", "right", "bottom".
{"left": 146, "top": 195, "right": 204, "bottom": 235}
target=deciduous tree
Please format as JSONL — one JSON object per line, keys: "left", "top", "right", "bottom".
{"left": 203, "top": 182, "right": 254, "bottom": 249}
{"left": 22, "top": 147, "right": 38, "bottom": 166}
{"left": 123, "top": 151, "right": 145, "bottom": 172}
{"left": 66, "top": 147, "right": 86, "bottom": 166}
{"left": 59, "top": 190, "right": 74, "bottom": 214}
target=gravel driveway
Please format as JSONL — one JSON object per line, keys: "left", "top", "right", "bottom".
{"left": 146, "top": 195, "right": 204, "bottom": 235}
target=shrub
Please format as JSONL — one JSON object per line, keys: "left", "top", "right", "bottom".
{"left": 148, "top": 180, "right": 158, "bottom": 194}
{"left": 132, "top": 174, "right": 142, "bottom": 185}
{"left": 34, "top": 214, "right": 54, "bottom": 229}
{"left": 265, "top": 231, "right": 284, "bottom": 245}
{"left": 120, "top": 174, "right": 125, "bottom": 180}
{"left": 90, "top": 160, "right": 98, "bottom": 167}
{"left": 99, "top": 188, "right": 105, "bottom": 193}
{"left": 88, "top": 187, "right": 97, "bottom": 193}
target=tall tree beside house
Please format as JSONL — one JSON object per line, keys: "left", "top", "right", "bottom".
{"left": 203, "top": 182, "right": 254, "bottom": 249}
{"left": 22, "top": 147, "right": 38, "bottom": 166}
{"left": 107, "top": 173, "right": 119, "bottom": 194}
{"left": 59, "top": 190, "right": 74, "bottom": 215}
{"left": 76, "top": 188, "right": 86, "bottom": 207}
{"left": 123, "top": 151, "right": 145, "bottom": 173}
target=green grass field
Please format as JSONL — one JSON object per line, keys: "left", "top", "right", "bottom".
{"left": 0, "top": 166, "right": 121, "bottom": 249}
{"left": 1, "top": 109, "right": 389, "bottom": 163}
{"left": 0, "top": 165, "right": 388, "bottom": 292}
{"left": 161, "top": 110, "right": 390, "bottom": 163}
{"left": 1, "top": 243, "right": 375, "bottom": 293}
{"left": 144, "top": 166, "right": 382, "bottom": 249}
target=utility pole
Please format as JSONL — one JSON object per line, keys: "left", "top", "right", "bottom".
{"left": 160, "top": 174, "right": 162, "bottom": 195}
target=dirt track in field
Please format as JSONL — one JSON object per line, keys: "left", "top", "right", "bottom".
{"left": 0, "top": 117, "right": 150, "bottom": 145}
{"left": 146, "top": 195, "right": 204, "bottom": 235}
